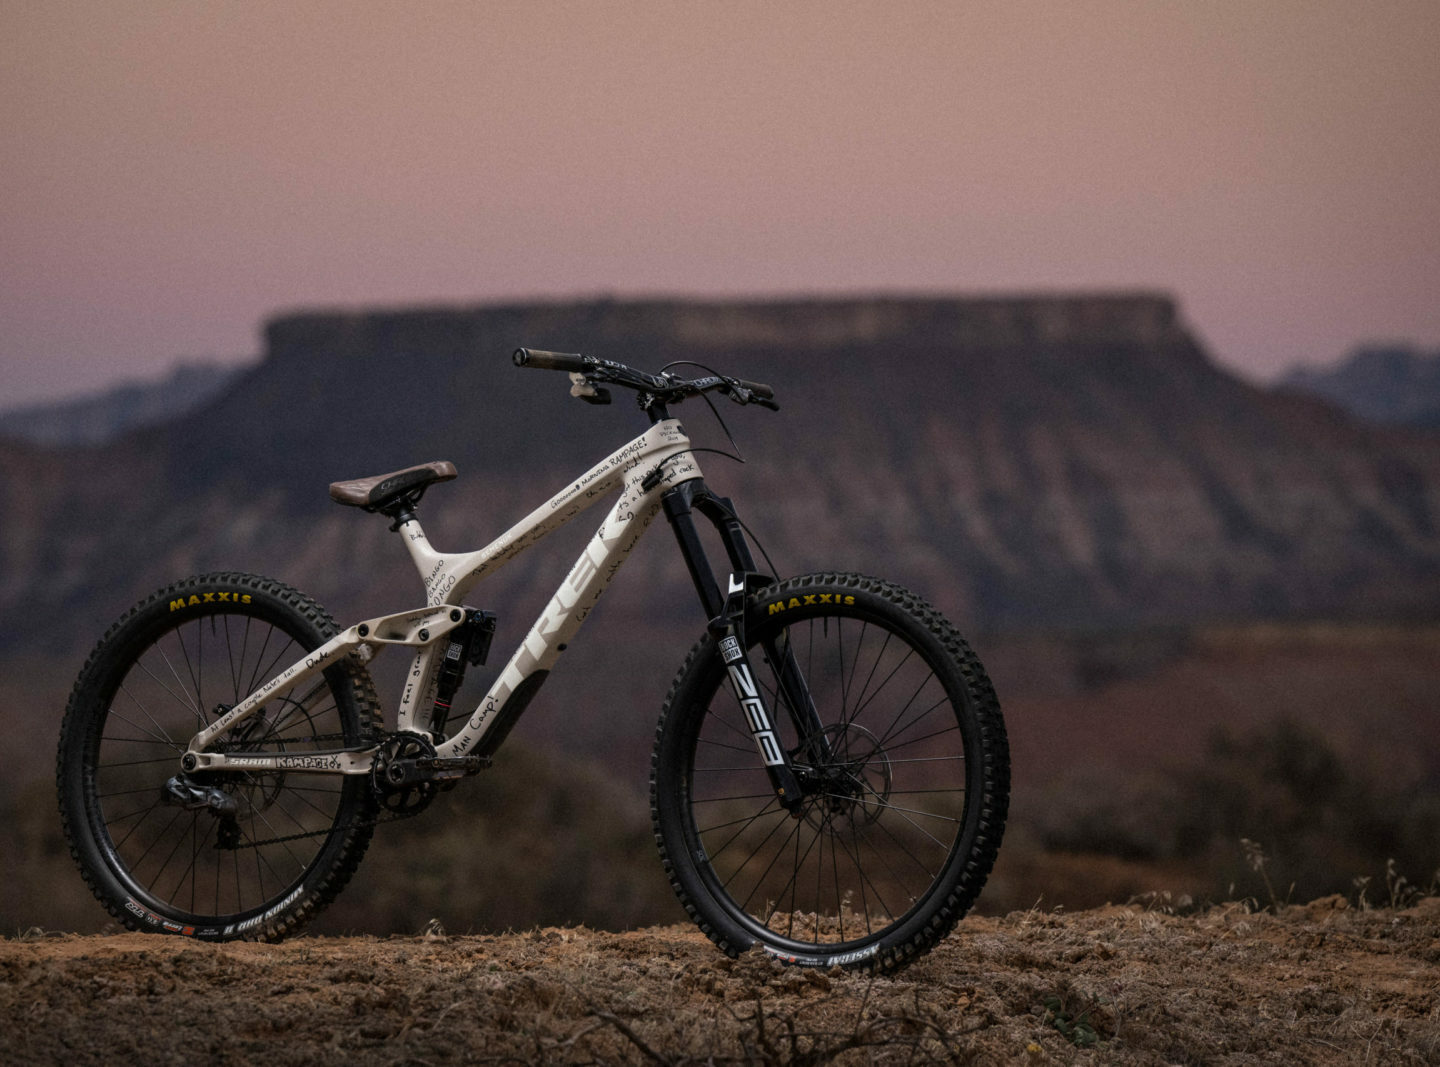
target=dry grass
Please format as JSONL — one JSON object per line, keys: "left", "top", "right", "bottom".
{"left": 3, "top": 896, "right": 1438, "bottom": 1065}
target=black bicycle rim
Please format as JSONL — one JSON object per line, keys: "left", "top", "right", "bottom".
{"left": 82, "top": 610, "right": 359, "bottom": 929}
{"left": 683, "top": 608, "right": 979, "bottom": 954}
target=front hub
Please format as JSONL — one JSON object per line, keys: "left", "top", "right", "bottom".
{"left": 795, "top": 722, "right": 893, "bottom": 833}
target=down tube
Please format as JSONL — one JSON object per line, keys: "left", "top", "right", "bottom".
{"left": 437, "top": 469, "right": 694, "bottom": 759}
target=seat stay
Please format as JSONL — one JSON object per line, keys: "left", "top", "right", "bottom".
{"left": 184, "top": 604, "right": 466, "bottom": 771}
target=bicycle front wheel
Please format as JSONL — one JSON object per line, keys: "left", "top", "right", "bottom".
{"left": 651, "top": 573, "right": 1009, "bottom": 972}
{"left": 56, "top": 573, "right": 379, "bottom": 939}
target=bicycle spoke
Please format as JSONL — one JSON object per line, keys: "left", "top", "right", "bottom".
{"left": 96, "top": 784, "right": 173, "bottom": 800}
{"left": 163, "top": 813, "right": 210, "bottom": 909}
{"left": 697, "top": 802, "right": 785, "bottom": 836}
{"left": 762, "top": 817, "right": 824, "bottom": 934}
{"left": 732, "top": 811, "right": 807, "bottom": 907}
{"left": 224, "top": 613, "right": 240, "bottom": 700}
{"left": 244, "top": 620, "right": 274, "bottom": 698}
{"left": 265, "top": 679, "right": 333, "bottom": 737}
{"left": 846, "top": 646, "right": 917, "bottom": 726}
{"left": 692, "top": 791, "right": 776, "bottom": 805}
{"left": 173, "top": 628, "right": 203, "bottom": 720}
{"left": 846, "top": 818, "right": 917, "bottom": 915}
{"left": 870, "top": 670, "right": 937, "bottom": 753}
{"left": 100, "top": 799, "right": 167, "bottom": 827}
{"left": 707, "top": 800, "right": 788, "bottom": 869}
{"left": 852, "top": 796, "right": 946, "bottom": 879}
{"left": 96, "top": 755, "right": 187, "bottom": 770}
{"left": 101, "top": 713, "right": 183, "bottom": 755}
{"left": 815, "top": 816, "right": 828, "bottom": 943}
{"left": 877, "top": 726, "right": 963, "bottom": 756}
{"left": 832, "top": 819, "right": 894, "bottom": 930}
{"left": 117, "top": 671, "right": 195, "bottom": 742}
{"left": 696, "top": 736, "right": 759, "bottom": 755}
{"left": 874, "top": 690, "right": 951, "bottom": 751}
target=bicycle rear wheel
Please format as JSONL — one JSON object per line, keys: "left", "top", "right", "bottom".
{"left": 56, "top": 573, "right": 379, "bottom": 939}
{"left": 651, "top": 573, "right": 1009, "bottom": 972}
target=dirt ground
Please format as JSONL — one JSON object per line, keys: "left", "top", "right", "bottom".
{"left": 2, "top": 897, "right": 1437, "bottom": 1066}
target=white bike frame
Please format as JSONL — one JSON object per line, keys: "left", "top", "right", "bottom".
{"left": 184, "top": 418, "right": 701, "bottom": 774}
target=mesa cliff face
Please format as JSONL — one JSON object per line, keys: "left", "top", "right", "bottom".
{"left": 4, "top": 294, "right": 1439, "bottom": 667}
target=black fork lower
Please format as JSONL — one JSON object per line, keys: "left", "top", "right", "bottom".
{"left": 661, "top": 480, "right": 832, "bottom": 809}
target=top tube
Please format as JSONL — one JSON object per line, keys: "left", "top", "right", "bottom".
{"left": 400, "top": 419, "right": 697, "bottom": 608}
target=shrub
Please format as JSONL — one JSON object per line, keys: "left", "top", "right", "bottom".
{"left": 1038, "top": 716, "right": 1440, "bottom": 904}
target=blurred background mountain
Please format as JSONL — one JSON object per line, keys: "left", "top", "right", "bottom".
{"left": 1280, "top": 345, "right": 1440, "bottom": 429}
{"left": 0, "top": 361, "right": 248, "bottom": 448}
{"left": 4, "top": 293, "right": 1438, "bottom": 935}
{"left": 11, "top": 332, "right": 1439, "bottom": 444}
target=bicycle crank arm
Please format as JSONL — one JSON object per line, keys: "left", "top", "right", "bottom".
{"left": 380, "top": 753, "right": 490, "bottom": 788}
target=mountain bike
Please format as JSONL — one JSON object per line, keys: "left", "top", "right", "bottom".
{"left": 56, "top": 349, "right": 1010, "bottom": 972}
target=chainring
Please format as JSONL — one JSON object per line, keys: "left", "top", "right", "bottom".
{"left": 371, "top": 731, "right": 442, "bottom": 816}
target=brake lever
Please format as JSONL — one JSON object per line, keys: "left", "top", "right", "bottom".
{"left": 568, "top": 372, "right": 613, "bottom": 405}
{"left": 721, "top": 380, "right": 756, "bottom": 405}
{"left": 721, "top": 382, "right": 780, "bottom": 411}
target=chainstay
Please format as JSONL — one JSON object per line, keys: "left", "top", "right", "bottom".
{"left": 216, "top": 731, "right": 390, "bottom": 850}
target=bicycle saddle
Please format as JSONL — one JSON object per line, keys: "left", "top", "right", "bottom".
{"left": 329, "top": 461, "right": 457, "bottom": 511}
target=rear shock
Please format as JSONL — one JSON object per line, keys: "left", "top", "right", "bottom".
{"left": 429, "top": 608, "right": 497, "bottom": 738}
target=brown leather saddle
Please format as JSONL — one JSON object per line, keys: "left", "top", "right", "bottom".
{"left": 328, "top": 461, "right": 457, "bottom": 514}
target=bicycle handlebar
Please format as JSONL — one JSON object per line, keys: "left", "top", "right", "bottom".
{"left": 511, "top": 348, "right": 777, "bottom": 410}
{"left": 512, "top": 348, "right": 588, "bottom": 372}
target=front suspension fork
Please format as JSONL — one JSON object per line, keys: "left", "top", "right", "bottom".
{"left": 661, "top": 481, "right": 828, "bottom": 813}
{"left": 714, "top": 573, "right": 830, "bottom": 815}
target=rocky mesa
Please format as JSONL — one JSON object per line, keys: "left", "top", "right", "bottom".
{"left": 4, "top": 293, "right": 1438, "bottom": 669}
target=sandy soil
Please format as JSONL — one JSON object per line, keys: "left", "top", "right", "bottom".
{"left": 2, "top": 896, "right": 1437, "bottom": 1065}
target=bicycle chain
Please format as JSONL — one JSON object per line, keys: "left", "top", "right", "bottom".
{"left": 224, "top": 804, "right": 418, "bottom": 850}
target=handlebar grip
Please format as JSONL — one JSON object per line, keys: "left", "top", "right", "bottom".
{"left": 734, "top": 377, "right": 774, "bottom": 400}
{"left": 513, "top": 348, "right": 588, "bottom": 372}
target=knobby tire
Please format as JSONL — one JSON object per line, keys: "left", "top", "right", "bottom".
{"left": 650, "top": 573, "right": 1009, "bottom": 973}
{"left": 56, "top": 573, "right": 379, "bottom": 940}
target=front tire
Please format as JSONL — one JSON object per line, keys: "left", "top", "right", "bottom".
{"left": 56, "top": 573, "right": 379, "bottom": 939}
{"left": 651, "top": 573, "right": 1009, "bottom": 972}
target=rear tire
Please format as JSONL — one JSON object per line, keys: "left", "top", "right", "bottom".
{"left": 56, "top": 573, "right": 379, "bottom": 940}
{"left": 651, "top": 573, "right": 1009, "bottom": 972}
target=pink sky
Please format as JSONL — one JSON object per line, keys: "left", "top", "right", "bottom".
{"left": 3, "top": 2, "right": 1439, "bottom": 406}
